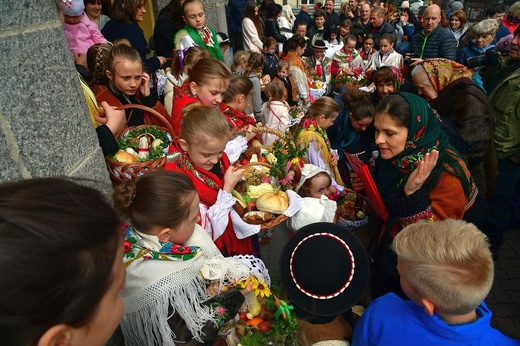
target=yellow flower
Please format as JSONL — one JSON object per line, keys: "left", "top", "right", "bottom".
{"left": 254, "top": 279, "right": 271, "bottom": 298}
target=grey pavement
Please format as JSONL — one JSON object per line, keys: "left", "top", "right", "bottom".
{"left": 260, "top": 222, "right": 520, "bottom": 340}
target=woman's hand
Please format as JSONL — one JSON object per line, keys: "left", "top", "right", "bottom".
{"left": 404, "top": 150, "right": 439, "bottom": 196}
{"left": 96, "top": 101, "right": 126, "bottom": 135}
{"left": 350, "top": 172, "right": 365, "bottom": 192}
{"left": 223, "top": 165, "right": 247, "bottom": 193}
{"left": 156, "top": 56, "right": 168, "bottom": 66}
{"left": 140, "top": 72, "right": 151, "bottom": 97}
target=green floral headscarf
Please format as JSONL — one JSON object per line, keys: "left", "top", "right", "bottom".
{"left": 377, "top": 92, "right": 471, "bottom": 200}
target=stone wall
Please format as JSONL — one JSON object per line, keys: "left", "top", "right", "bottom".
{"left": 0, "top": 0, "right": 112, "bottom": 193}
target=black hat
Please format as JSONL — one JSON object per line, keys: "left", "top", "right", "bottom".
{"left": 280, "top": 222, "right": 369, "bottom": 317}
{"left": 216, "top": 32, "right": 230, "bottom": 44}
{"left": 311, "top": 40, "right": 328, "bottom": 51}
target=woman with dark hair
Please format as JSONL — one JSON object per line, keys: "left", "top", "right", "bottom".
{"left": 242, "top": 0, "right": 263, "bottom": 52}
{"left": 329, "top": 89, "right": 375, "bottom": 166}
{"left": 286, "top": 34, "right": 311, "bottom": 105}
{"left": 84, "top": 0, "right": 111, "bottom": 30}
{"left": 258, "top": 0, "right": 274, "bottom": 38}
{"left": 264, "top": 3, "right": 288, "bottom": 44}
{"left": 153, "top": 0, "right": 184, "bottom": 59}
{"left": 395, "top": 7, "right": 417, "bottom": 54}
{"left": 0, "top": 178, "right": 123, "bottom": 346}
{"left": 102, "top": 0, "right": 167, "bottom": 72}
{"left": 370, "top": 93, "right": 477, "bottom": 298}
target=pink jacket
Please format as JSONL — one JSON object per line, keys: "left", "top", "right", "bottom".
{"left": 64, "top": 13, "right": 107, "bottom": 54}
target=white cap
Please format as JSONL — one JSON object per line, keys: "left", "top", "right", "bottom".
{"left": 401, "top": 1, "right": 410, "bottom": 8}
{"left": 295, "top": 164, "right": 331, "bottom": 193}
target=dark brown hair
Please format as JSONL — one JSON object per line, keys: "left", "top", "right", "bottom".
{"left": 0, "top": 178, "right": 120, "bottom": 345}
{"left": 113, "top": 170, "right": 196, "bottom": 233}
{"left": 341, "top": 90, "right": 375, "bottom": 121}
{"left": 375, "top": 93, "right": 410, "bottom": 127}
{"left": 223, "top": 75, "right": 254, "bottom": 103}
{"left": 111, "top": 0, "right": 147, "bottom": 23}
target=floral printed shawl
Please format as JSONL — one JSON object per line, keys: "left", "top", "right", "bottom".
{"left": 419, "top": 58, "right": 473, "bottom": 93}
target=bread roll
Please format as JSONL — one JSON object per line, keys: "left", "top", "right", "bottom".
{"left": 256, "top": 191, "right": 289, "bottom": 214}
{"left": 114, "top": 151, "right": 137, "bottom": 163}
{"left": 243, "top": 211, "right": 275, "bottom": 224}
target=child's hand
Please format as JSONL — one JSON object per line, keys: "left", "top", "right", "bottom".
{"left": 74, "top": 52, "right": 87, "bottom": 68}
{"left": 239, "top": 282, "right": 253, "bottom": 296}
{"left": 303, "top": 97, "right": 310, "bottom": 105}
{"left": 261, "top": 74, "right": 271, "bottom": 84}
{"left": 207, "top": 281, "right": 230, "bottom": 296}
{"left": 223, "top": 165, "right": 247, "bottom": 193}
{"left": 330, "top": 150, "right": 339, "bottom": 167}
{"left": 243, "top": 125, "right": 256, "bottom": 141}
{"left": 97, "top": 101, "right": 126, "bottom": 135}
{"left": 139, "top": 72, "right": 151, "bottom": 97}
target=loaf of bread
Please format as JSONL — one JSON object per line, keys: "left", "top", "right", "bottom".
{"left": 255, "top": 191, "right": 289, "bottom": 214}
{"left": 113, "top": 151, "right": 138, "bottom": 163}
{"left": 243, "top": 211, "right": 276, "bottom": 224}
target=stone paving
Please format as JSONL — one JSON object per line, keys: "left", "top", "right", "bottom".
{"left": 486, "top": 228, "right": 520, "bottom": 340}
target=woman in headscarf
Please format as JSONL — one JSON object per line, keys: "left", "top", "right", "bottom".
{"left": 371, "top": 92, "right": 477, "bottom": 298}
{"left": 369, "top": 65, "right": 404, "bottom": 104}
{"left": 411, "top": 58, "right": 497, "bottom": 200}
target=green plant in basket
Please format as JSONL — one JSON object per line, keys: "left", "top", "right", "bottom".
{"left": 267, "top": 134, "right": 307, "bottom": 191}
{"left": 230, "top": 278, "right": 297, "bottom": 346}
{"left": 114, "top": 125, "right": 171, "bottom": 162}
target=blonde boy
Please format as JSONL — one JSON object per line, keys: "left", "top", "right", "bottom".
{"left": 353, "top": 219, "right": 520, "bottom": 346}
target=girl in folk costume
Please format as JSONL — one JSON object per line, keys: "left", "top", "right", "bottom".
{"left": 331, "top": 34, "right": 364, "bottom": 78}
{"left": 90, "top": 43, "right": 170, "bottom": 127}
{"left": 114, "top": 170, "right": 261, "bottom": 345}
{"left": 165, "top": 106, "right": 261, "bottom": 256}
{"left": 295, "top": 97, "right": 346, "bottom": 196}
{"left": 164, "top": 46, "right": 210, "bottom": 116}
{"left": 273, "top": 59, "right": 299, "bottom": 107}
{"left": 170, "top": 58, "right": 231, "bottom": 136}
{"left": 286, "top": 35, "right": 311, "bottom": 106}
{"left": 174, "top": 0, "right": 223, "bottom": 61}
{"left": 220, "top": 75, "right": 262, "bottom": 145}
{"left": 366, "top": 33, "right": 403, "bottom": 72}
{"left": 261, "top": 80, "right": 290, "bottom": 145}
{"left": 359, "top": 33, "right": 378, "bottom": 70}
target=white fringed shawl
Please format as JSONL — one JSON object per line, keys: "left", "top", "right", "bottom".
{"left": 121, "top": 224, "right": 251, "bottom": 346}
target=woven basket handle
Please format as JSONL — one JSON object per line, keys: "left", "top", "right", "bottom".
{"left": 251, "top": 126, "right": 286, "bottom": 139}
{"left": 116, "top": 104, "right": 174, "bottom": 137}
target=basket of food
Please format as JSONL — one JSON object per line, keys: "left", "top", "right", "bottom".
{"left": 332, "top": 72, "right": 368, "bottom": 91}
{"left": 309, "top": 79, "right": 327, "bottom": 100}
{"left": 232, "top": 130, "right": 306, "bottom": 231}
{"left": 218, "top": 278, "right": 297, "bottom": 346}
{"left": 104, "top": 104, "right": 174, "bottom": 185}
{"left": 336, "top": 189, "right": 372, "bottom": 231}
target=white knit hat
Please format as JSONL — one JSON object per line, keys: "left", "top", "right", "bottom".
{"left": 401, "top": 1, "right": 410, "bottom": 8}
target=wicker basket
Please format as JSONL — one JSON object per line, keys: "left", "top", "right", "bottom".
{"left": 236, "top": 126, "right": 299, "bottom": 231}
{"left": 336, "top": 188, "right": 372, "bottom": 231}
{"left": 105, "top": 104, "right": 174, "bottom": 185}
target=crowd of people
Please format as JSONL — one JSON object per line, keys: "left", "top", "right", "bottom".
{"left": 1, "top": 0, "right": 520, "bottom": 345}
